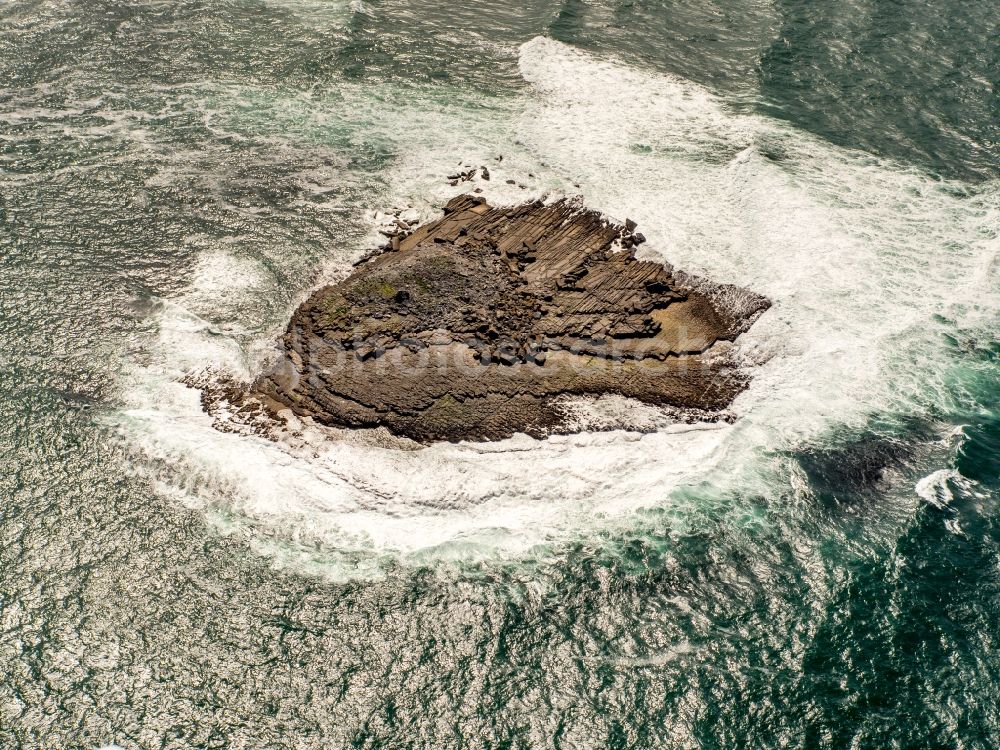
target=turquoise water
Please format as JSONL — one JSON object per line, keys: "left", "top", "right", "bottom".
{"left": 1, "top": 1, "right": 998, "bottom": 747}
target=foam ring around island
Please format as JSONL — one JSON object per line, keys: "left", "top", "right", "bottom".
{"left": 114, "top": 37, "right": 1000, "bottom": 578}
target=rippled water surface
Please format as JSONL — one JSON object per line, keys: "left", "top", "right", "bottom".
{"left": 2, "top": 1, "right": 999, "bottom": 747}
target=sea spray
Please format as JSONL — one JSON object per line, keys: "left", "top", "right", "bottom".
{"left": 117, "top": 38, "right": 1000, "bottom": 577}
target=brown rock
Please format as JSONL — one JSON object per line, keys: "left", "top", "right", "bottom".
{"left": 226, "top": 195, "right": 769, "bottom": 442}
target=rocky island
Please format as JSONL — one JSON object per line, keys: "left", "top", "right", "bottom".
{"left": 209, "top": 194, "right": 770, "bottom": 443}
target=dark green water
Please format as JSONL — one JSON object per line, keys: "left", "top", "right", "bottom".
{"left": 1, "top": 1, "right": 998, "bottom": 748}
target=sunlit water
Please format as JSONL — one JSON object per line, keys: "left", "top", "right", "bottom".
{"left": 2, "top": 1, "right": 998, "bottom": 748}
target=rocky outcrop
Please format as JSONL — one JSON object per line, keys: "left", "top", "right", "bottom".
{"left": 242, "top": 194, "right": 770, "bottom": 442}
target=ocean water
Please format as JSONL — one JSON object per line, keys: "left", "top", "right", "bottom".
{"left": 1, "top": 1, "right": 998, "bottom": 748}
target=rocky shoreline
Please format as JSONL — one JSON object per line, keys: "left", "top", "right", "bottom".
{"left": 198, "top": 194, "right": 770, "bottom": 443}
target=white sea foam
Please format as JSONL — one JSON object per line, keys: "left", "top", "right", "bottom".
{"left": 118, "top": 38, "right": 1000, "bottom": 577}
{"left": 914, "top": 468, "right": 991, "bottom": 537}
{"left": 916, "top": 469, "right": 961, "bottom": 509}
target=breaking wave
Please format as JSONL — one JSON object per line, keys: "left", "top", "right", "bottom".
{"left": 116, "top": 37, "right": 999, "bottom": 579}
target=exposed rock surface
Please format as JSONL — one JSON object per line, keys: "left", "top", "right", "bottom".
{"left": 243, "top": 194, "right": 770, "bottom": 442}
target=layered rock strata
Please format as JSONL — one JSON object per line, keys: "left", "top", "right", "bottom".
{"left": 245, "top": 194, "right": 770, "bottom": 442}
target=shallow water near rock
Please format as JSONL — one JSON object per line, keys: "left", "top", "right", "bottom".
{"left": 1, "top": 1, "right": 999, "bottom": 748}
